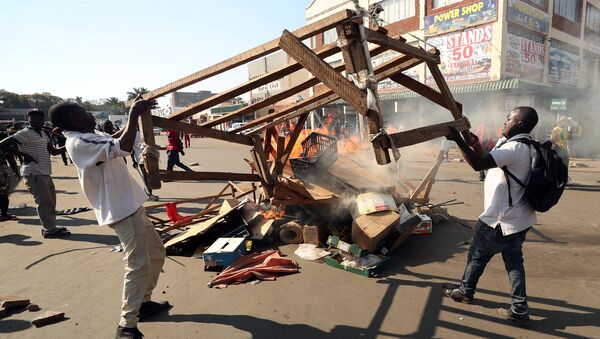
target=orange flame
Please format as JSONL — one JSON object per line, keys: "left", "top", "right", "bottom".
{"left": 260, "top": 206, "right": 285, "bottom": 219}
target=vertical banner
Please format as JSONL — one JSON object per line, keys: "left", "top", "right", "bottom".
{"left": 426, "top": 24, "right": 494, "bottom": 84}
{"left": 505, "top": 34, "right": 545, "bottom": 82}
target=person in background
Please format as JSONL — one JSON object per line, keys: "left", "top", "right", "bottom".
{"left": 551, "top": 116, "right": 570, "bottom": 167}
{"left": 103, "top": 120, "right": 117, "bottom": 135}
{"left": 442, "top": 106, "right": 540, "bottom": 326}
{"left": 183, "top": 132, "right": 191, "bottom": 148}
{"left": 0, "top": 109, "right": 69, "bottom": 238}
{"left": 49, "top": 98, "right": 170, "bottom": 339}
{"left": 166, "top": 129, "right": 192, "bottom": 171}
{"left": 0, "top": 130, "right": 20, "bottom": 221}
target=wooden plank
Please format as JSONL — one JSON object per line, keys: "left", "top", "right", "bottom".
{"left": 273, "top": 113, "right": 310, "bottom": 175}
{"left": 131, "top": 10, "right": 353, "bottom": 105}
{"left": 249, "top": 94, "right": 339, "bottom": 135}
{"left": 152, "top": 116, "right": 253, "bottom": 146}
{"left": 410, "top": 151, "right": 445, "bottom": 201}
{"left": 275, "top": 136, "right": 286, "bottom": 166}
{"left": 389, "top": 72, "right": 463, "bottom": 112}
{"left": 377, "top": 118, "right": 471, "bottom": 149}
{"left": 426, "top": 61, "right": 462, "bottom": 119}
{"left": 247, "top": 55, "right": 424, "bottom": 136}
{"left": 251, "top": 136, "right": 274, "bottom": 197}
{"left": 263, "top": 127, "right": 276, "bottom": 160}
{"left": 365, "top": 28, "right": 440, "bottom": 64}
{"left": 138, "top": 113, "right": 161, "bottom": 189}
{"left": 208, "top": 42, "right": 392, "bottom": 130}
{"left": 159, "top": 170, "right": 261, "bottom": 182}
{"left": 167, "top": 43, "right": 341, "bottom": 121}
{"left": 278, "top": 29, "right": 368, "bottom": 114}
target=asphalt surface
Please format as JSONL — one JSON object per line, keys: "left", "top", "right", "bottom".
{"left": 1, "top": 135, "right": 599, "bottom": 338}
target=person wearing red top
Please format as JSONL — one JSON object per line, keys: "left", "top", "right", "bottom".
{"left": 166, "top": 129, "right": 192, "bottom": 171}
{"left": 183, "top": 132, "right": 191, "bottom": 148}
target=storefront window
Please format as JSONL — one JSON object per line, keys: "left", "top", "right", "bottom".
{"left": 554, "top": 0, "right": 581, "bottom": 22}
{"left": 377, "top": 0, "right": 416, "bottom": 23}
{"left": 432, "top": 0, "right": 462, "bottom": 9}
{"left": 507, "top": 25, "right": 545, "bottom": 43}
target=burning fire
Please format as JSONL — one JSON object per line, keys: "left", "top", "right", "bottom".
{"left": 260, "top": 206, "right": 285, "bottom": 219}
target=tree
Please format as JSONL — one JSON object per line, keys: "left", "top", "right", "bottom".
{"left": 126, "top": 87, "right": 149, "bottom": 101}
{"left": 104, "top": 97, "right": 125, "bottom": 114}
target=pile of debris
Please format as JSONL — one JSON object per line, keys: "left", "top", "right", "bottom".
{"left": 147, "top": 132, "right": 458, "bottom": 284}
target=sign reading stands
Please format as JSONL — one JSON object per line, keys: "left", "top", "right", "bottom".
{"left": 505, "top": 34, "right": 545, "bottom": 82}
{"left": 424, "top": 0, "right": 497, "bottom": 36}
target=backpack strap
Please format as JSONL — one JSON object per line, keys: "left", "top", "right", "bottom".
{"left": 502, "top": 166, "right": 526, "bottom": 207}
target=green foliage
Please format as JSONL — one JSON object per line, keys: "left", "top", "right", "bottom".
{"left": 126, "top": 87, "right": 149, "bottom": 101}
{"left": 0, "top": 89, "right": 62, "bottom": 113}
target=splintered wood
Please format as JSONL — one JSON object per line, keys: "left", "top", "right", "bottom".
{"left": 134, "top": 8, "right": 470, "bottom": 208}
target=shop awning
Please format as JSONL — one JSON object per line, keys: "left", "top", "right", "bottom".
{"left": 379, "top": 79, "right": 553, "bottom": 100}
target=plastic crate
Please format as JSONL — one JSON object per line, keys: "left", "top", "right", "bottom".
{"left": 290, "top": 132, "right": 338, "bottom": 178}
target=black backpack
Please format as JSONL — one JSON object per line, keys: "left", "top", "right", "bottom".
{"left": 502, "top": 138, "right": 568, "bottom": 212}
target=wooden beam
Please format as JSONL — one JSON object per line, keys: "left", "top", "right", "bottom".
{"left": 365, "top": 28, "right": 440, "bottom": 64}
{"left": 278, "top": 29, "right": 368, "bottom": 114}
{"left": 167, "top": 42, "right": 341, "bottom": 121}
{"left": 246, "top": 55, "right": 424, "bottom": 136}
{"left": 138, "top": 113, "right": 161, "bottom": 189}
{"left": 249, "top": 93, "right": 339, "bottom": 135}
{"left": 251, "top": 136, "right": 274, "bottom": 197}
{"left": 273, "top": 113, "right": 310, "bottom": 175}
{"left": 159, "top": 170, "right": 261, "bottom": 182}
{"left": 389, "top": 72, "right": 463, "bottom": 112}
{"left": 410, "top": 150, "right": 445, "bottom": 202}
{"left": 205, "top": 41, "right": 393, "bottom": 129}
{"left": 152, "top": 116, "right": 253, "bottom": 146}
{"left": 131, "top": 10, "right": 353, "bottom": 105}
{"left": 377, "top": 118, "right": 471, "bottom": 149}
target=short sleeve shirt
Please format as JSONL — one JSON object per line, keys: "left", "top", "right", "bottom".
{"left": 479, "top": 133, "right": 537, "bottom": 235}
{"left": 11, "top": 128, "right": 52, "bottom": 176}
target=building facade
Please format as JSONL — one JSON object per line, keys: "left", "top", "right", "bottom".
{"left": 305, "top": 0, "right": 600, "bottom": 155}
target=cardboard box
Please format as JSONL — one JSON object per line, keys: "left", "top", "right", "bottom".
{"left": 203, "top": 237, "right": 247, "bottom": 270}
{"left": 351, "top": 210, "right": 400, "bottom": 253}
{"left": 413, "top": 214, "right": 433, "bottom": 234}
{"left": 356, "top": 192, "right": 398, "bottom": 215}
{"left": 326, "top": 235, "right": 366, "bottom": 257}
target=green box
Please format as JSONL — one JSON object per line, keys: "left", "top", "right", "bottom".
{"left": 326, "top": 235, "right": 366, "bottom": 257}
{"left": 324, "top": 250, "right": 391, "bottom": 277}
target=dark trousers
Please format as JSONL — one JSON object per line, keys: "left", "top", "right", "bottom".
{"left": 166, "top": 151, "right": 192, "bottom": 172}
{"left": 460, "top": 219, "right": 530, "bottom": 314}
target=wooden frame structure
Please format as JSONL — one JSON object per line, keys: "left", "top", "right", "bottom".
{"left": 135, "top": 9, "right": 471, "bottom": 201}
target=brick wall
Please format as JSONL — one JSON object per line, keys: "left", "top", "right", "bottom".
{"left": 382, "top": 0, "right": 420, "bottom": 36}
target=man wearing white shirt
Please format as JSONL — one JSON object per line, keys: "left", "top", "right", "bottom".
{"left": 442, "top": 107, "right": 539, "bottom": 326}
{"left": 49, "top": 98, "right": 170, "bottom": 339}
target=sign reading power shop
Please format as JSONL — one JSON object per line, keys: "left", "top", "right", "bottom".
{"left": 424, "top": 0, "right": 497, "bottom": 36}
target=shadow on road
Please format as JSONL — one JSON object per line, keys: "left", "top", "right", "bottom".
{"left": 25, "top": 243, "right": 116, "bottom": 270}
{"left": 0, "top": 234, "right": 42, "bottom": 246}
{"left": 0, "top": 319, "right": 32, "bottom": 334}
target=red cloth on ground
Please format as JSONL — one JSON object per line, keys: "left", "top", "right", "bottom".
{"left": 165, "top": 202, "right": 187, "bottom": 223}
{"left": 208, "top": 250, "right": 299, "bottom": 287}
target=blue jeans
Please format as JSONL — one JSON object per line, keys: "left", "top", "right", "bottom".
{"left": 460, "top": 219, "right": 530, "bottom": 314}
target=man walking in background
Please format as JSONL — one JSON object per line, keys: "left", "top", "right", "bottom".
{"left": 166, "top": 128, "right": 192, "bottom": 171}
{"left": 0, "top": 109, "right": 69, "bottom": 238}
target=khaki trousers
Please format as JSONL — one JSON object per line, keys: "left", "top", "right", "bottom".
{"left": 110, "top": 207, "right": 165, "bottom": 328}
{"left": 24, "top": 175, "right": 57, "bottom": 231}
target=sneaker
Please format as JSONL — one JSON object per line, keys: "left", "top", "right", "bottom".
{"left": 115, "top": 326, "right": 144, "bottom": 339}
{"left": 42, "top": 228, "right": 71, "bottom": 239}
{"left": 498, "top": 308, "right": 530, "bottom": 326}
{"left": 148, "top": 195, "right": 159, "bottom": 201}
{"left": 441, "top": 283, "right": 473, "bottom": 304}
{"left": 138, "top": 300, "right": 171, "bottom": 321}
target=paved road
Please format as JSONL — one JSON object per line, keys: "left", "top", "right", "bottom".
{"left": 1, "top": 136, "right": 599, "bottom": 338}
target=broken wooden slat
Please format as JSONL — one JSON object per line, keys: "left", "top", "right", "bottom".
{"left": 410, "top": 151, "right": 445, "bottom": 202}
{"left": 389, "top": 72, "right": 463, "bottom": 112}
{"left": 251, "top": 136, "right": 274, "bottom": 197}
{"left": 31, "top": 311, "right": 65, "bottom": 327}
{"left": 160, "top": 170, "right": 261, "bottom": 182}
{"left": 275, "top": 136, "right": 286, "bottom": 168}
{"left": 365, "top": 28, "right": 440, "bottom": 64}
{"left": 138, "top": 113, "right": 162, "bottom": 189}
{"left": 278, "top": 29, "right": 368, "bottom": 114}
{"left": 133, "top": 10, "right": 353, "bottom": 104}
{"left": 151, "top": 116, "right": 253, "bottom": 146}
{"left": 377, "top": 118, "right": 471, "bottom": 149}
{"left": 167, "top": 43, "right": 341, "bottom": 121}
